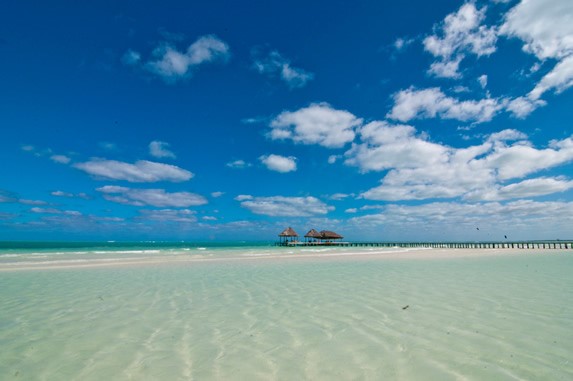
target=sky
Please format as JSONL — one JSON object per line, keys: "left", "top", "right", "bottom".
{"left": 1, "top": 0, "right": 573, "bottom": 242}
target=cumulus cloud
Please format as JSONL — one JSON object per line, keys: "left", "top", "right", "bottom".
{"left": 424, "top": 2, "right": 498, "bottom": 78}
{"left": 51, "top": 190, "right": 90, "bottom": 199}
{"left": 387, "top": 87, "right": 502, "bottom": 123}
{"left": 149, "top": 141, "right": 176, "bottom": 159}
{"left": 259, "top": 154, "right": 297, "bottom": 173}
{"left": 74, "top": 159, "right": 193, "bottom": 182}
{"left": 226, "top": 159, "right": 251, "bottom": 169}
{"left": 0, "top": 190, "right": 46, "bottom": 205}
{"left": 50, "top": 155, "right": 71, "bottom": 164}
{"left": 31, "top": 207, "right": 81, "bottom": 216}
{"left": 500, "top": 0, "right": 573, "bottom": 116}
{"left": 269, "top": 103, "right": 363, "bottom": 148}
{"left": 394, "top": 37, "right": 415, "bottom": 52}
{"left": 478, "top": 74, "right": 488, "bottom": 89}
{"left": 464, "top": 177, "right": 573, "bottom": 201}
{"left": 345, "top": 121, "right": 573, "bottom": 202}
{"left": 125, "top": 35, "right": 230, "bottom": 82}
{"left": 97, "top": 186, "right": 207, "bottom": 207}
{"left": 506, "top": 96, "right": 546, "bottom": 118}
{"left": 211, "top": 191, "right": 224, "bottom": 198}
{"left": 428, "top": 57, "right": 463, "bottom": 79}
{"left": 239, "top": 195, "right": 334, "bottom": 217}
{"left": 136, "top": 209, "right": 197, "bottom": 223}
{"left": 253, "top": 49, "right": 314, "bottom": 89}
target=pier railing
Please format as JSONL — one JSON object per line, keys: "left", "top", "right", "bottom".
{"left": 275, "top": 241, "right": 572, "bottom": 249}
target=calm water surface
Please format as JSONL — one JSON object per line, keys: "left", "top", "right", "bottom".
{"left": 0, "top": 244, "right": 571, "bottom": 380}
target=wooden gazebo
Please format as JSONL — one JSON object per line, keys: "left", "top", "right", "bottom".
{"left": 278, "top": 227, "right": 299, "bottom": 244}
{"left": 304, "top": 229, "right": 322, "bottom": 243}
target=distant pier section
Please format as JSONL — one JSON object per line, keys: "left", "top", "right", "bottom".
{"left": 276, "top": 241, "right": 572, "bottom": 249}
{"left": 276, "top": 227, "right": 572, "bottom": 249}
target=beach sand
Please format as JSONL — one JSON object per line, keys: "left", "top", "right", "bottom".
{"left": 0, "top": 246, "right": 569, "bottom": 272}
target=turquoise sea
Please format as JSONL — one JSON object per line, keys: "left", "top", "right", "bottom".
{"left": 1, "top": 242, "right": 572, "bottom": 380}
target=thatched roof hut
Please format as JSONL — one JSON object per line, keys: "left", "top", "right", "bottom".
{"left": 319, "top": 230, "right": 343, "bottom": 240}
{"left": 278, "top": 227, "right": 299, "bottom": 243}
{"left": 304, "top": 228, "right": 322, "bottom": 243}
{"left": 304, "top": 229, "right": 321, "bottom": 239}
{"left": 279, "top": 227, "right": 298, "bottom": 237}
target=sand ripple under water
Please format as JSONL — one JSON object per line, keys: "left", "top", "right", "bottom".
{"left": 0, "top": 248, "right": 572, "bottom": 380}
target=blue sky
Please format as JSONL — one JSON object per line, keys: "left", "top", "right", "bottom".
{"left": 1, "top": 0, "right": 573, "bottom": 241}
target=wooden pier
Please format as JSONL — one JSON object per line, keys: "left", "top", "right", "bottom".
{"left": 276, "top": 241, "right": 572, "bottom": 249}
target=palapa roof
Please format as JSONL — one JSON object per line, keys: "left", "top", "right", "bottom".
{"left": 278, "top": 227, "right": 299, "bottom": 237}
{"left": 304, "top": 229, "right": 321, "bottom": 238}
{"left": 319, "top": 230, "right": 343, "bottom": 239}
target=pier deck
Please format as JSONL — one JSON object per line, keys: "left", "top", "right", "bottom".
{"left": 276, "top": 241, "right": 572, "bottom": 249}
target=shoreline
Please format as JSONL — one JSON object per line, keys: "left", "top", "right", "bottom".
{"left": 0, "top": 247, "right": 569, "bottom": 272}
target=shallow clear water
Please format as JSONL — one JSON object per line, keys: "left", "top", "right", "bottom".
{"left": 1, "top": 246, "right": 572, "bottom": 380}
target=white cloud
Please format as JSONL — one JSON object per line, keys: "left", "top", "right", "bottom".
{"left": 269, "top": 103, "right": 363, "bottom": 148}
{"left": 387, "top": 87, "right": 502, "bottom": 123}
{"left": 136, "top": 209, "right": 197, "bottom": 223}
{"left": 327, "top": 155, "right": 340, "bottom": 164}
{"left": 329, "top": 193, "right": 351, "bottom": 201}
{"left": 394, "top": 37, "right": 415, "bottom": 52}
{"left": 0, "top": 190, "right": 46, "bottom": 205}
{"left": 50, "top": 155, "right": 71, "bottom": 164}
{"left": 464, "top": 177, "right": 573, "bottom": 201}
{"left": 51, "top": 190, "right": 73, "bottom": 197}
{"left": 259, "top": 154, "right": 297, "bottom": 173}
{"left": 346, "top": 121, "right": 573, "bottom": 202}
{"left": 234, "top": 195, "right": 253, "bottom": 201}
{"left": 74, "top": 159, "right": 193, "bottom": 182}
{"left": 211, "top": 191, "right": 224, "bottom": 198}
{"left": 424, "top": 2, "right": 498, "bottom": 78}
{"left": 500, "top": 0, "right": 573, "bottom": 116}
{"left": 239, "top": 195, "right": 334, "bottom": 217}
{"left": 500, "top": 0, "right": 573, "bottom": 60}
{"left": 348, "top": 199, "right": 573, "bottom": 240}
{"left": 345, "top": 208, "right": 358, "bottom": 213}
{"left": 528, "top": 55, "right": 573, "bottom": 100}
{"left": 202, "top": 216, "right": 218, "bottom": 221}
{"left": 97, "top": 186, "right": 207, "bottom": 207}
{"left": 226, "top": 159, "right": 251, "bottom": 169}
{"left": 345, "top": 121, "right": 447, "bottom": 173}
{"left": 51, "top": 190, "right": 90, "bottom": 199}
{"left": 427, "top": 56, "right": 463, "bottom": 79}
{"left": 31, "top": 207, "right": 81, "bottom": 216}
{"left": 478, "top": 74, "right": 488, "bottom": 89}
{"left": 506, "top": 96, "right": 547, "bottom": 118}
{"left": 253, "top": 49, "right": 314, "bottom": 89}
{"left": 126, "top": 35, "right": 229, "bottom": 82}
{"left": 121, "top": 49, "right": 141, "bottom": 65}
{"left": 149, "top": 141, "right": 176, "bottom": 159}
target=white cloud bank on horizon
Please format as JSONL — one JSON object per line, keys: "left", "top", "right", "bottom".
{"left": 74, "top": 159, "right": 193, "bottom": 182}
{"left": 97, "top": 186, "right": 207, "bottom": 207}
